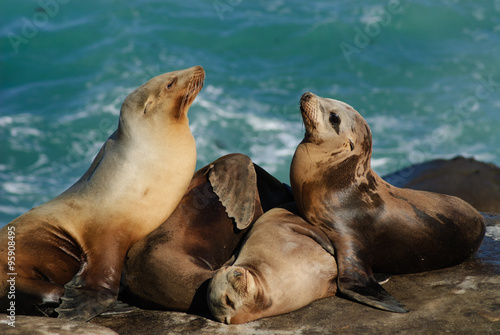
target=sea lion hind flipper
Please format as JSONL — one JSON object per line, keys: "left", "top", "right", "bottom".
{"left": 338, "top": 277, "right": 408, "bottom": 313}
{"left": 208, "top": 154, "right": 257, "bottom": 230}
{"left": 55, "top": 275, "right": 116, "bottom": 321}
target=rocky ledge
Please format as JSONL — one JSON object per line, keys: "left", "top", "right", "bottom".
{"left": 2, "top": 213, "right": 498, "bottom": 335}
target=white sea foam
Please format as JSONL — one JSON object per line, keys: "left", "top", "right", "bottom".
{"left": 0, "top": 116, "right": 13, "bottom": 127}
{"left": 9, "top": 127, "right": 43, "bottom": 137}
{"left": 371, "top": 157, "right": 391, "bottom": 170}
{"left": 3, "top": 182, "right": 35, "bottom": 195}
{"left": 0, "top": 205, "right": 28, "bottom": 216}
{"left": 486, "top": 226, "right": 500, "bottom": 242}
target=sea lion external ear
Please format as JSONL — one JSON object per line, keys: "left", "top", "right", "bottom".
{"left": 208, "top": 154, "right": 257, "bottom": 230}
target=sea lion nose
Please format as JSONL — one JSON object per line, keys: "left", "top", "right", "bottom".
{"left": 192, "top": 65, "right": 205, "bottom": 75}
{"left": 301, "top": 92, "right": 314, "bottom": 102}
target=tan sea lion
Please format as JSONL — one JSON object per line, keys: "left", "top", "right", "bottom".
{"left": 290, "top": 92, "right": 486, "bottom": 313}
{"left": 207, "top": 203, "right": 338, "bottom": 324}
{"left": 0, "top": 65, "right": 204, "bottom": 321}
{"left": 123, "top": 153, "right": 294, "bottom": 313}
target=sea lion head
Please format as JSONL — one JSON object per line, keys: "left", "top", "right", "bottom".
{"left": 291, "top": 92, "right": 376, "bottom": 214}
{"left": 208, "top": 266, "right": 264, "bottom": 324}
{"left": 118, "top": 65, "right": 205, "bottom": 140}
{"left": 299, "top": 92, "right": 372, "bottom": 163}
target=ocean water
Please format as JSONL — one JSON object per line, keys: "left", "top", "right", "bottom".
{"left": 1, "top": 0, "right": 499, "bottom": 226}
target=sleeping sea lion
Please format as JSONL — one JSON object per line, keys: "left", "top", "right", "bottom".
{"left": 207, "top": 203, "right": 337, "bottom": 324}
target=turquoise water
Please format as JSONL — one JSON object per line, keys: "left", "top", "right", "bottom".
{"left": 1, "top": 0, "right": 499, "bottom": 226}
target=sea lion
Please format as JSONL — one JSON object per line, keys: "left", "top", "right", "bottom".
{"left": 0, "top": 66, "right": 205, "bottom": 321}
{"left": 290, "top": 92, "right": 486, "bottom": 313}
{"left": 207, "top": 203, "right": 338, "bottom": 324}
{"left": 123, "top": 154, "right": 293, "bottom": 313}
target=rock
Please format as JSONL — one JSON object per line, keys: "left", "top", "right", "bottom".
{"left": 0, "top": 315, "right": 118, "bottom": 335}
{"left": 3, "top": 218, "right": 498, "bottom": 334}
{"left": 383, "top": 156, "right": 500, "bottom": 212}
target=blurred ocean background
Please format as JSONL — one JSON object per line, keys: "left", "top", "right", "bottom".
{"left": 1, "top": 0, "right": 499, "bottom": 226}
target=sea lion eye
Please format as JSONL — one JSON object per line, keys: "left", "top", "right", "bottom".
{"left": 165, "top": 78, "right": 176, "bottom": 91}
{"left": 143, "top": 101, "right": 152, "bottom": 114}
{"left": 349, "top": 139, "right": 355, "bottom": 151}
{"left": 225, "top": 295, "right": 235, "bottom": 309}
{"left": 329, "top": 113, "right": 340, "bottom": 125}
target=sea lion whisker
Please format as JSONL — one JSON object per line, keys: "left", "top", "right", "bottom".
{"left": 177, "top": 71, "right": 205, "bottom": 118}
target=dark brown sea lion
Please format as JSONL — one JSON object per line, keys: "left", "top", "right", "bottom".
{"left": 0, "top": 66, "right": 205, "bottom": 321}
{"left": 123, "top": 154, "right": 293, "bottom": 313}
{"left": 290, "top": 92, "right": 486, "bottom": 313}
{"left": 383, "top": 156, "right": 500, "bottom": 213}
{"left": 207, "top": 203, "right": 337, "bottom": 324}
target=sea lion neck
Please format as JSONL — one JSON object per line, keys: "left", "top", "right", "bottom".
{"left": 116, "top": 65, "right": 204, "bottom": 142}
{"left": 291, "top": 139, "right": 372, "bottom": 219}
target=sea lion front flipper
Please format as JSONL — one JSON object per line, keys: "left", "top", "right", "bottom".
{"left": 55, "top": 248, "right": 122, "bottom": 321}
{"left": 208, "top": 154, "right": 257, "bottom": 230}
{"left": 55, "top": 273, "right": 116, "bottom": 321}
{"left": 288, "top": 222, "right": 335, "bottom": 256}
{"left": 335, "top": 247, "right": 408, "bottom": 313}
{"left": 339, "top": 276, "right": 408, "bottom": 313}
{"left": 222, "top": 254, "right": 236, "bottom": 267}
{"left": 278, "top": 202, "right": 335, "bottom": 256}
{"left": 374, "top": 273, "right": 391, "bottom": 284}
{"left": 100, "top": 300, "right": 139, "bottom": 316}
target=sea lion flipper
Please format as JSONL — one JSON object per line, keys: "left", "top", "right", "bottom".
{"left": 253, "top": 164, "right": 295, "bottom": 211}
{"left": 338, "top": 275, "right": 408, "bottom": 313}
{"left": 100, "top": 300, "right": 139, "bottom": 316}
{"left": 334, "top": 239, "right": 407, "bottom": 313}
{"left": 222, "top": 254, "right": 236, "bottom": 267}
{"left": 374, "top": 273, "right": 391, "bottom": 284}
{"left": 208, "top": 154, "right": 257, "bottom": 230}
{"left": 55, "top": 274, "right": 116, "bottom": 321}
{"left": 288, "top": 223, "right": 335, "bottom": 256}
